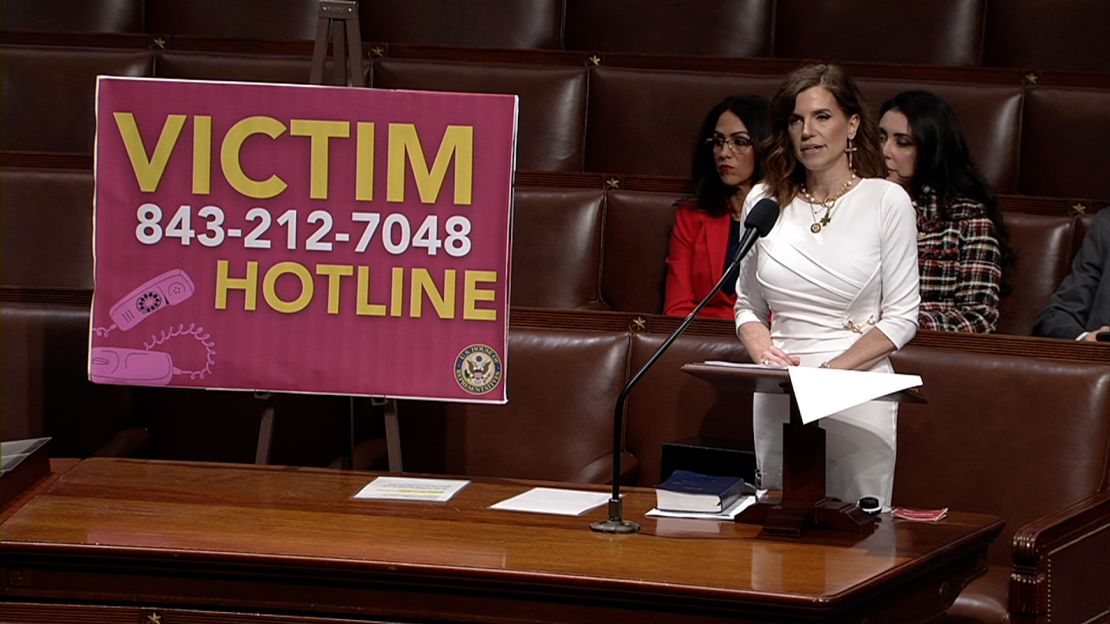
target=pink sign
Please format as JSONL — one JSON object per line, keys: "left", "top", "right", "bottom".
{"left": 90, "top": 77, "right": 516, "bottom": 403}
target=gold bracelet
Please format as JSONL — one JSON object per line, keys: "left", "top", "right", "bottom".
{"left": 818, "top": 361, "right": 831, "bottom": 369}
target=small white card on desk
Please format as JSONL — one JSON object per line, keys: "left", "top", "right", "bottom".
{"left": 490, "top": 487, "right": 610, "bottom": 516}
{"left": 353, "top": 476, "right": 469, "bottom": 502}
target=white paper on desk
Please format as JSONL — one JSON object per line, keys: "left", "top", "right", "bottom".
{"left": 646, "top": 494, "right": 757, "bottom": 520}
{"left": 703, "top": 360, "right": 785, "bottom": 369}
{"left": 788, "top": 367, "right": 922, "bottom": 424}
{"left": 490, "top": 487, "right": 610, "bottom": 516}
{"left": 353, "top": 476, "right": 469, "bottom": 502}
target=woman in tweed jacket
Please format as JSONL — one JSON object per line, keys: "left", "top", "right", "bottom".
{"left": 878, "top": 91, "right": 1012, "bottom": 333}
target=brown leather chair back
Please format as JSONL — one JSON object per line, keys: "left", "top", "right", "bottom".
{"left": 1021, "top": 87, "right": 1110, "bottom": 201}
{"left": 156, "top": 51, "right": 323, "bottom": 84}
{"left": 2, "top": 0, "right": 142, "bottom": 33}
{"left": 360, "top": 0, "right": 564, "bottom": 49}
{"left": 564, "top": 0, "right": 773, "bottom": 57}
{"left": 1, "top": 46, "right": 153, "bottom": 154}
{"left": 601, "top": 189, "right": 684, "bottom": 313}
{"left": 398, "top": 327, "right": 630, "bottom": 483}
{"left": 145, "top": 0, "right": 319, "bottom": 40}
{"left": 372, "top": 59, "right": 587, "bottom": 173}
{"left": 586, "top": 66, "right": 780, "bottom": 177}
{"left": 773, "top": 0, "right": 985, "bottom": 66}
{"left": 996, "top": 213, "right": 1074, "bottom": 335}
{"left": 891, "top": 344, "right": 1110, "bottom": 563}
{"left": 1, "top": 303, "right": 135, "bottom": 457}
{"left": 983, "top": 0, "right": 1110, "bottom": 72}
{"left": 1, "top": 168, "right": 94, "bottom": 291}
{"left": 512, "top": 187, "right": 605, "bottom": 309}
{"left": 625, "top": 329, "right": 755, "bottom": 485}
{"left": 858, "top": 79, "right": 1022, "bottom": 194}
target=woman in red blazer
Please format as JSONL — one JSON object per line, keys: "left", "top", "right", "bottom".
{"left": 664, "top": 96, "right": 770, "bottom": 319}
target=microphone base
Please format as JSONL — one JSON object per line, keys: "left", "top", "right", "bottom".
{"left": 589, "top": 498, "right": 641, "bottom": 534}
{"left": 590, "top": 518, "right": 641, "bottom": 534}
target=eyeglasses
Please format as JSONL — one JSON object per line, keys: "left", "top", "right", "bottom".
{"left": 705, "top": 134, "right": 754, "bottom": 152}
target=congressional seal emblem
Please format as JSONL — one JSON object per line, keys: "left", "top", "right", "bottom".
{"left": 454, "top": 344, "right": 504, "bottom": 395}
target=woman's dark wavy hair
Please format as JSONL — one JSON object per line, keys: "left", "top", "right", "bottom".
{"left": 880, "top": 90, "right": 1014, "bottom": 295}
{"left": 690, "top": 95, "right": 770, "bottom": 217}
{"left": 762, "top": 64, "right": 884, "bottom": 209}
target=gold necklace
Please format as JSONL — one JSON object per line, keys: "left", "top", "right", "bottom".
{"left": 801, "top": 173, "right": 858, "bottom": 233}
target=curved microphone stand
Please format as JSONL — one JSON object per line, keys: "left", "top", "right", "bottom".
{"left": 590, "top": 199, "right": 780, "bottom": 533}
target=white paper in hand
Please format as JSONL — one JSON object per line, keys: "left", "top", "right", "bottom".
{"left": 788, "top": 367, "right": 922, "bottom": 424}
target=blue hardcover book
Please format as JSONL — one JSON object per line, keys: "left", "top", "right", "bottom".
{"left": 656, "top": 470, "right": 746, "bottom": 513}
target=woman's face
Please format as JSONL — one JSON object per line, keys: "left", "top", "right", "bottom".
{"left": 711, "top": 110, "right": 756, "bottom": 188}
{"left": 879, "top": 109, "right": 917, "bottom": 188}
{"left": 788, "top": 86, "right": 859, "bottom": 175}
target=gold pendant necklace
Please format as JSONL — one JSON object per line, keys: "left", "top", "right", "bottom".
{"left": 801, "top": 173, "right": 857, "bottom": 233}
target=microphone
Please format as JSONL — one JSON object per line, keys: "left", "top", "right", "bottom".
{"left": 591, "top": 198, "right": 781, "bottom": 533}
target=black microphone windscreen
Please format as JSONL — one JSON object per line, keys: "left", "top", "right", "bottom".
{"left": 744, "top": 198, "right": 780, "bottom": 237}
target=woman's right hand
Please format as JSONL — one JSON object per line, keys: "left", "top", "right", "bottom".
{"left": 759, "top": 345, "right": 801, "bottom": 367}
{"left": 738, "top": 321, "right": 801, "bottom": 367}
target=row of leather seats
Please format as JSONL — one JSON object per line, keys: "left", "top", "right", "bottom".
{"left": 0, "top": 165, "right": 1096, "bottom": 336}
{"left": 4, "top": 161, "right": 1095, "bottom": 478}
{"left": 5, "top": 44, "right": 1110, "bottom": 202}
{"left": 4, "top": 0, "right": 1109, "bottom": 73}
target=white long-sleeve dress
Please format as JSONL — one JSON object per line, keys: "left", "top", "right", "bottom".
{"left": 734, "top": 178, "right": 920, "bottom": 507}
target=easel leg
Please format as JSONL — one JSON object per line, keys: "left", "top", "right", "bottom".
{"left": 254, "top": 393, "right": 275, "bottom": 465}
{"left": 310, "top": 0, "right": 366, "bottom": 88}
{"left": 331, "top": 21, "right": 346, "bottom": 85}
{"left": 382, "top": 398, "right": 403, "bottom": 472}
{"left": 309, "top": 16, "right": 329, "bottom": 84}
{"left": 345, "top": 14, "right": 363, "bottom": 86}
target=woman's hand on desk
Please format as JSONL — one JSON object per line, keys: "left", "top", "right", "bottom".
{"left": 759, "top": 345, "right": 801, "bottom": 367}
{"left": 737, "top": 321, "right": 801, "bottom": 367}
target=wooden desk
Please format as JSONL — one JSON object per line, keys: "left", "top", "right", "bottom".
{"left": 0, "top": 458, "right": 1000, "bottom": 624}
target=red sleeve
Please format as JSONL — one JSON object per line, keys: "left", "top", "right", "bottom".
{"left": 664, "top": 204, "right": 701, "bottom": 316}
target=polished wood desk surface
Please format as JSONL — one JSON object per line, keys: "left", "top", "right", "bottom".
{"left": 0, "top": 458, "right": 1002, "bottom": 623}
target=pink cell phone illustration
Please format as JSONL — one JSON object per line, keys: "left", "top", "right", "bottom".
{"left": 109, "top": 269, "right": 194, "bottom": 331}
{"left": 90, "top": 347, "right": 173, "bottom": 386}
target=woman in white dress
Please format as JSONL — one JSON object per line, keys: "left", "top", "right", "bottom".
{"left": 734, "top": 65, "right": 920, "bottom": 508}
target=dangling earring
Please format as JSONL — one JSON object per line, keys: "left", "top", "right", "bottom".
{"left": 846, "top": 136, "right": 858, "bottom": 173}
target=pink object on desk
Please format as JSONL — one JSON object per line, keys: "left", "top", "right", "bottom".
{"left": 892, "top": 507, "right": 949, "bottom": 522}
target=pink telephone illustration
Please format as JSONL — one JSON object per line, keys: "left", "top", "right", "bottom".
{"left": 90, "top": 347, "right": 173, "bottom": 386}
{"left": 92, "top": 269, "right": 213, "bottom": 386}
{"left": 108, "top": 268, "right": 194, "bottom": 330}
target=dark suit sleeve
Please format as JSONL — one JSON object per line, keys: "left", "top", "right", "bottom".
{"left": 1034, "top": 210, "right": 1110, "bottom": 338}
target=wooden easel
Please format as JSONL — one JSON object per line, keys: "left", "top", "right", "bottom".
{"left": 309, "top": 0, "right": 366, "bottom": 87}
{"left": 306, "top": 1, "right": 402, "bottom": 472}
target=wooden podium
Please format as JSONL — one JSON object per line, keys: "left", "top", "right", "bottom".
{"left": 682, "top": 362, "right": 926, "bottom": 538}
